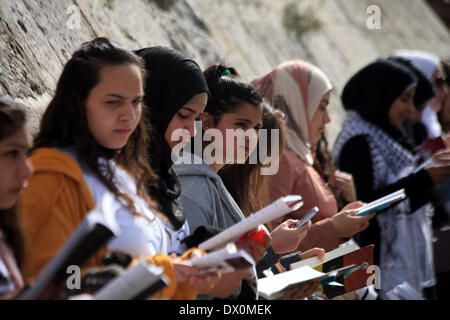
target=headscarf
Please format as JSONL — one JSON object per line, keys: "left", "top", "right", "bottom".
{"left": 252, "top": 60, "right": 333, "bottom": 166}
{"left": 134, "top": 46, "right": 209, "bottom": 229}
{"left": 386, "top": 56, "right": 435, "bottom": 110}
{"left": 386, "top": 56, "right": 436, "bottom": 148}
{"left": 395, "top": 50, "right": 440, "bottom": 80}
{"left": 341, "top": 58, "right": 417, "bottom": 140}
{"left": 394, "top": 50, "right": 442, "bottom": 139}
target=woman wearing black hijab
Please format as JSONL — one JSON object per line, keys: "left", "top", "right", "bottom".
{"left": 332, "top": 58, "right": 450, "bottom": 299}
{"left": 134, "top": 46, "right": 209, "bottom": 253}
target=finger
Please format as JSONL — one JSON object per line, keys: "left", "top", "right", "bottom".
{"left": 304, "top": 281, "right": 320, "bottom": 298}
{"left": 300, "top": 248, "right": 325, "bottom": 260}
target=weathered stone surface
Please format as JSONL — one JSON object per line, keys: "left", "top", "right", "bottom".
{"left": 1, "top": 0, "right": 449, "bottom": 143}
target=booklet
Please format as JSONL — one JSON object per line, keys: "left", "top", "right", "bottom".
{"left": 356, "top": 189, "right": 406, "bottom": 216}
{"left": 418, "top": 136, "right": 447, "bottom": 160}
{"left": 290, "top": 244, "right": 375, "bottom": 299}
{"left": 186, "top": 243, "right": 255, "bottom": 275}
{"left": 93, "top": 261, "right": 169, "bottom": 300}
{"left": 199, "top": 195, "right": 303, "bottom": 251}
{"left": 258, "top": 264, "right": 356, "bottom": 300}
{"left": 20, "top": 193, "right": 121, "bottom": 300}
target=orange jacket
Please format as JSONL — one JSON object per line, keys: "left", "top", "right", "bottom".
{"left": 20, "top": 148, "right": 203, "bottom": 299}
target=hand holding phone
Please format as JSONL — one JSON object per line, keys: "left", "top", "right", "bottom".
{"left": 294, "top": 207, "right": 319, "bottom": 228}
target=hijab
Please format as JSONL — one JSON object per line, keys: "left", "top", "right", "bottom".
{"left": 387, "top": 56, "right": 435, "bottom": 110}
{"left": 394, "top": 50, "right": 442, "bottom": 139}
{"left": 252, "top": 60, "right": 333, "bottom": 166}
{"left": 341, "top": 58, "right": 418, "bottom": 140}
{"left": 134, "top": 46, "right": 209, "bottom": 229}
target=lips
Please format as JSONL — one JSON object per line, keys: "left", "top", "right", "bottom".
{"left": 10, "top": 185, "right": 25, "bottom": 195}
{"left": 114, "top": 128, "right": 132, "bottom": 135}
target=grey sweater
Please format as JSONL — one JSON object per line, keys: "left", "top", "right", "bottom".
{"left": 172, "top": 154, "right": 246, "bottom": 233}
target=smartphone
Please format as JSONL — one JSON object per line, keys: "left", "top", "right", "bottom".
{"left": 294, "top": 206, "right": 319, "bottom": 228}
{"left": 356, "top": 189, "right": 406, "bottom": 217}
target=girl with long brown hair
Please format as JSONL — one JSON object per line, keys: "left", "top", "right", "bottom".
{"left": 20, "top": 38, "right": 217, "bottom": 299}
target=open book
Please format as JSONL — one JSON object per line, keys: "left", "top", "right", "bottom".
{"left": 356, "top": 189, "right": 406, "bottom": 216}
{"left": 199, "top": 195, "right": 303, "bottom": 251}
{"left": 258, "top": 264, "right": 356, "bottom": 300}
{"left": 93, "top": 261, "right": 169, "bottom": 300}
{"left": 20, "top": 193, "right": 121, "bottom": 300}
{"left": 418, "top": 136, "right": 447, "bottom": 160}
{"left": 290, "top": 243, "right": 375, "bottom": 299}
{"left": 186, "top": 243, "right": 255, "bottom": 275}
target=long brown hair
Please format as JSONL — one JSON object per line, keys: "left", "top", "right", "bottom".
{"left": 33, "top": 38, "right": 157, "bottom": 216}
{"left": 219, "top": 103, "right": 287, "bottom": 217}
{"left": 0, "top": 97, "right": 26, "bottom": 266}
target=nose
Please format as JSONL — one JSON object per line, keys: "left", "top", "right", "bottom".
{"left": 324, "top": 110, "right": 331, "bottom": 124}
{"left": 17, "top": 158, "right": 33, "bottom": 182}
{"left": 120, "top": 102, "right": 140, "bottom": 122}
{"left": 186, "top": 120, "right": 196, "bottom": 137}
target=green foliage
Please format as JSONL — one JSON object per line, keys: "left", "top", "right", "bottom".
{"left": 283, "top": 1, "right": 322, "bottom": 39}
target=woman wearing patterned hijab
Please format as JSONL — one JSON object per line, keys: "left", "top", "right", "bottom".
{"left": 253, "top": 61, "right": 373, "bottom": 253}
{"left": 333, "top": 58, "right": 450, "bottom": 299}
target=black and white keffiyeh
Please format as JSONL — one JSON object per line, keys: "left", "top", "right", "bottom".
{"left": 333, "top": 111, "right": 435, "bottom": 299}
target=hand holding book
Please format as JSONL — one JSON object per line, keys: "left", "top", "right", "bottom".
{"left": 330, "top": 202, "right": 373, "bottom": 238}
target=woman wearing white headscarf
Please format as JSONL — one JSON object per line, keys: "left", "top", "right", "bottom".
{"left": 395, "top": 50, "right": 449, "bottom": 139}
{"left": 252, "top": 61, "right": 373, "bottom": 253}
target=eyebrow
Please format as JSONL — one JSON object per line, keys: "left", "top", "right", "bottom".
{"left": 6, "top": 142, "right": 29, "bottom": 150}
{"left": 180, "top": 106, "right": 199, "bottom": 114}
{"left": 235, "top": 118, "right": 252, "bottom": 124}
{"left": 105, "top": 94, "right": 144, "bottom": 100}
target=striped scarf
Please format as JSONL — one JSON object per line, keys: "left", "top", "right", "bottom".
{"left": 333, "top": 111, "right": 436, "bottom": 298}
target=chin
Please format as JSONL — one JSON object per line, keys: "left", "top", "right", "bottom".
{"left": 0, "top": 199, "right": 16, "bottom": 210}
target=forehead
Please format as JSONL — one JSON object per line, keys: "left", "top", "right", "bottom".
{"left": 181, "top": 103, "right": 205, "bottom": 114}
{"left": 94, "top": 64, "right": 143, "bottom": 95}
{"left": 0, "top": 127, "right": 31, "bottom": 148}
{"left": 225, "top": 103, "right": 262, "bottom": 120}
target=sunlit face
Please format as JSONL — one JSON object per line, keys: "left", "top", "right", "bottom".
{"left": 310, "top": 91, "right": 331, "bottom": 145}
{"left": 388, "top": 86, "right": 416, "bottom": 128}
{"left": 204, "top": 103, "right": 262, "bottom": 165}
{"left": 0, "top": 127, "right": 33, "bottom": 209}
{"left": 430, "top": 68, "right": 449, "bottom": 112}
{"left": 164, "top": 100, "right": 206, "bottom": 150}
{"left": 85, "top": 64, "right": 144, "bottom": 149}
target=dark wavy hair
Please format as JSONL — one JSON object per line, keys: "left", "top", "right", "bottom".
{"left": 202, "top": 64, "right": 263, "bottom": 123}
{"left": 0, "top": 97, "right": 26, "bottom": 266}
{"left": 33, "top": 37, "right": 157, "bottom": 216}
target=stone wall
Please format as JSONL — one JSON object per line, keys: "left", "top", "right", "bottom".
{"left": 1, "top": 0, "right": 449, "bottom": 143}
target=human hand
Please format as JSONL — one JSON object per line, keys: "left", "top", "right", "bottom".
{"left": 172, "top": 251, "right": 221, "bottom": 292}
{"left": 278, "top": 279, "right": 321, "bottom": 300}
{"left": 329, "top": 170, "right": 357, "bottom": 202}
{"left": 425, "top": 163, "right": 450, "bottom": 185}
{"left": 299, "top": 247, "right": 326, "bottom": 261}
{"left": 207, "top": 268, "right": 252, "bottom": 298}
{"left": 331, "top": 202, "right": 374, "bottom": 238}
{"left": 271, "top": 219, "right": 311, "bottom": 254}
